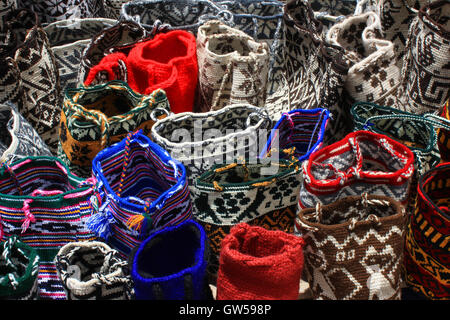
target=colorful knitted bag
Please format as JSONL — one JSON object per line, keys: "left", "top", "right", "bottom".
{"left": 196, "top": 20, "right": 269, "bottom": 113}
{"left": 84, "top": 30, "right": 198, "bottom": 114}
{"left": 77, "top": 20, "right": 147, "bottom": 86}
{"left": 295, "top": 194, "right": 407, "bottom": 300}
{"left": 0, "top": 9, "right": 62, "bottom": 154}
{"left": 43, "top": 18, "right": 117, "bottom": 95}
{"left": 404, "top": 162, "right": 450, "bottom": 300}
{"left": 0, "top": 156, "right": 97, "bottom": 300}
{"left": 260, "top": 108, "right": 330, "bottom": 162}
{"left": 326, "top": 11, "right": 402, "bottom": 108}
{"left": 87, "top": 130, "right": 193, "bottom": 258}
{"left": 0, "top": 102, "right": 52, "bottom": 164}
{"left": 192, "top": 158, "right": 302, "bottom": 282}
{"left": 299, "top": 130, "right": 415, "bottom": 209}
{"left": 283, "top": 0, "right": 351, "bottom": 144}
{"left": 0, "top": 235, "right": 40, "bottom": 300}
{"left": 128, "top": 219, "right": 212, "bottom": 300}
{"left": 58, "top": 80, "right": 170, "bottom": 178}
{"left": 16, "top": 0, "right": 105, "bottom": 24}
{"left": 397, "top": 0, "right": 450, "bottom": 114}
{"left": 216, "top": 223, "right": 304, "bottom": 300}
{"left": 151, "top": 104, "right": 272, "bottom": 187}
{"left": 438, "top": 100, "right": 450, "bottom": 162}
{"left": 55, "top": 241, "right": 133, "bottom": 300}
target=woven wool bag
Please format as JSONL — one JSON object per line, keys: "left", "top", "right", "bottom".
{"left": 196, "top": 20, "right": 269, "bottom": 113}
{"left": 15, "top": 0, "right": 105, "bottom": 24}
{"left": 326, "top": 11, "right": 402, "bottom": 108}
{"left": 87, "top": 130, "right": 193, "bottom": 258}
{"left": 350, "top": 101, "right": 447, "bottom": 213}
{"left": 260, "top": 108, "right": 330, "bottom": 162}
{"left": 151, "top": 104, "right": 272, "bottom": 187}
{"left": 216, "top": 223, "right": 305, "bottom": 300}
{"left": 128, "top": 219, "right": 212, "bottom": 300}
{"left": 0, "top": 102, "right": 52, "bottom": 165}
{"left": 0, "top": 156, "right": 97, "bottom": 300}
{"left": 404, "top": 162, "right": 450, "bottom": 300}
{"left": 55, "top": 241, "right": 133, "bottom": 300}
{"left": 77, "top": 20, "right": 147, "bottom": 86}
{"left": 43, "top": 18, "right": 117, "bottom": 95}
{"left": 299, "top": 130, "right": 415, "bottom": 209}
{"left": 307, "top": 0, "right": 360, "bottom": 34}
{"left": 84, "top": 30, "right": 198, "bottom": 114}
{"left": 104, "top": 0, "right": 130, "bottom": 19}
{"left": 397, "top": 0, "right": 450, "bottom": 115}
{"left": 192, "top": 158, "right": 302, "bottom": 282}
{"left": 58, "top": 80, "right": 170, "bottom": 178}
{"left": 438, "top": 100, "right": 450, "bottom": 162}
{"left": 0, "top": 9, "right": 62, "bottom": 154}
{"left": 295, "top": 194, "right": 407, "bottom": 300}
{"left": 283, "top": 0, "right": 351, "bottom": 144}
{"left": 0, "top": 235, "right": 40, "bottom": 300}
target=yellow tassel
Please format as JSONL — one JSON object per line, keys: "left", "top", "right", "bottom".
{"left": 252, "top": 178, "right": 276, "bottom": 187}
{"left": 126, "top": 214, "right": 145, "bottom": 232}
{"left": 213, "top": 181, "right": 223, "bottom": 192}
{"left": 215, "top": 162, "right": 237, "bottom": 173}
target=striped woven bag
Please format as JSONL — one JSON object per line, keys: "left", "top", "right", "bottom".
{"left": 192, "top": 158, "right": 302, "bottom": 283}
{"left": 0, "top": 235, "right": 40, "bottom": 300}
{"left": 404, "top": 162, "right": 450, "bottom": 300}
{"left": 295, "top": 194, "right": 407, "bottom": 300}
{"left": 0, "top": 156, "right": 97, "bottom": 300}
{"left": 87, "top": 130, "right": 193, "bottom": 258}
{"left": 438, "top": 100, "right": 450, "bottom": 162}
{"left": 260, "top": 108, "right": 330, "bottom": 162}
{"left": 58, "top": 80, "right": 170, "bottom": 178}
{"left": 299, "top": 130, "right": 415, "bottom": 209}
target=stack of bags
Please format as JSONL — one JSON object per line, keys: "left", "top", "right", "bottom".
{"left": 0, "top": 0, "right": 448, "bottom": 300}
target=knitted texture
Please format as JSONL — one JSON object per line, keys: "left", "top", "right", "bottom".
{"left": 299, "top": 130, "right": 415, "bottom": 209}
{"left": 404, "top": 162, "right": 450, "bottom": 300}
{"left": 58, "top": 80, "right": 170, "bottom": 178}
{"left": 0, "top": 9, "right": 62, "bottom": 154}
{"left": 260, "top": 108, "right": 330, "bottom": 162}
{"left": 87, "top": 130, "right": 193, "bottom": 258}
{"left": 103, "top": 0, "right": 130, "bottom": 19}
{"left": 216, "top": 223, "right": 305, "bottom": 300}
{"left": 0, "top": 156, "right": 97, "bottom": 300}
{"left": 44, "top": 18, "right": 117, "bottom": 95}
{"left": 397, "top": 1, "right": 450, "bottom": 114}
{"left": 16, "top": 0, "right": 105, "bottom": 24}
{"left": 192, "top": 158, "right": 302, "bottom": 282}
{"left": 307, "top": 0, "right": 360, "bottom": 33}
{"left": 77, "top": 20, "right": 146, "bottom": 86}
{"left": 129, "top": 219, "right": 211, "bottom": 300}
{"left": 0, "top": 235, "right": 39, "bottom": 300}
{"left": 151, "top": 104, "right": 272, "bottom": 187}
{"left": 196, "top": 20, "right": 269, "bottom": 113}
{"left": 295, "top": 194, "right": 407, "bottom": 300}
{"left": 84, "top": 30, "right": 198, "bottom": 114}
{"left": 438, "top": 100, "right": 450, "bottom": 162}
{"left": 326, "top": 11, "right": 402, "bottom": 108}
{"left": 0, "top": 102, "right": 52, "bottom": 164}
{"left": 283, "top": 0, "right": 351, "bottom": 144}
{"left": 55, "top": 241, "right": 132, "bottom": 300}
{"left": 0, "top": 0, "right": 16, "bottom": 31}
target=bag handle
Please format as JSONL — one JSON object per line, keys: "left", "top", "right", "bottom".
{"left": 363, "top": 113, "right": 450, "bottom": 131}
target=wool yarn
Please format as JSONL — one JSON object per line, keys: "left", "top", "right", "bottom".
{"left": 55, "top": 241, "right": 132, "bottom": 300}
{"left": 295, "top": 194, "right": 407, "bottom": 300}
{"left": 192, "top": 158, "right": 302, "bottom": 282}
{"left": 129, "top": 219, "right": 212, "bottom": 300}
{"left": 299, "top": 130, "right": 415, "bottom": 209}
{"left": 0, "top": 236, "right": 40, "bottom": 300}
{"left": 404, "top": 162, "right": 450, "bottom": 300}
{"left": 0, "top": 156, "right": 97, "bottom": 299}
{"left": 216, "top": 223, "right": 305, "bottom": 300}
{"left": 84, "top": 30, "right": 198, "bottom": 114}
{"left": 87, "top": 130, "right": 192, "bottom": 258}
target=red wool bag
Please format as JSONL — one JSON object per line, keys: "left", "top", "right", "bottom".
{"left": 216, "top": 223, "right": 305, "bottom": 300}
{"left": 84, "top": 30, "right": 198, "bottom": 114}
